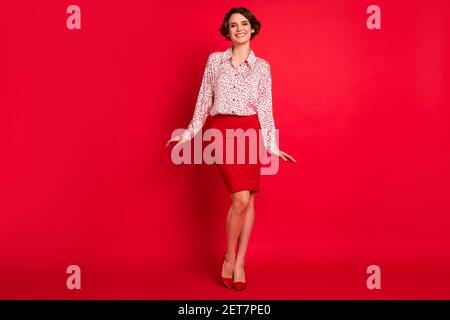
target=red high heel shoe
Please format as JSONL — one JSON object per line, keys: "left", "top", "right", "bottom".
{"left": 232, "top": 266, "right": 247, "bottom": 291}
{"left": 221, "top": 252, "right": 233, "bottom": 288}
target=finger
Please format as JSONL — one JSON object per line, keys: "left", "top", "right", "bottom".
{"left": 280, "top": 151, "right": 295, "bottom": 163}
{"left": 286, "top": 154, "right": 296, "bottom": 163}
{"left": 166, "top": 139, "right": 179, "bottom": 148}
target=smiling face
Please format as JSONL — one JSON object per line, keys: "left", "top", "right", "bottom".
{"left": 227, "top": 13, "right": 255, "bottom": 44}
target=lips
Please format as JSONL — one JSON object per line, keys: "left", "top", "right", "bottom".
{"left": 235, "top": 33, "right": 246, "bottom": 37}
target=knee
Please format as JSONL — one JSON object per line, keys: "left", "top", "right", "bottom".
{"left": 232, "top": 194, "right": 251, "bottom": 215}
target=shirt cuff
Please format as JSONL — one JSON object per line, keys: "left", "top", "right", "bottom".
{"left": 181, "top": 130, "right": 192, "bottom": 142}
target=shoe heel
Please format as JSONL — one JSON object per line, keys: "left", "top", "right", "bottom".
{"left": 221, "top": 252, "right": 233, "bottom": 288}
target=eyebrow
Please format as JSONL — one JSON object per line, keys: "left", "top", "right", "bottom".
{"left": 229, "top": 21, "right": 249, "bottom": 25}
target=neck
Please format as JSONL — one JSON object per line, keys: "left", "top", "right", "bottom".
{"left": 232, "top": 42, "right": 250, "bottom": 60}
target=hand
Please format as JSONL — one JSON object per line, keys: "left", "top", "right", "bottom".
{"left": 165, "top": 135, "right": 186, "bottom": 148}
{"left": 275, "top": 150, "right": 296, "bottom": 163}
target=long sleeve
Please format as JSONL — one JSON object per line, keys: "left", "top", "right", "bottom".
{"left": 256, "top": 61, "right": 280, "bottom": 156}
{"left": 182, "top": 53, "right": 215, "bottom": 141}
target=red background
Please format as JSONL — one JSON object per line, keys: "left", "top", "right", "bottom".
{"left": 1, "top": 0, "right": 449, "bottom": 299}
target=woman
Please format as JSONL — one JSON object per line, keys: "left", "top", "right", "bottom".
{"left": 165, "top": 7, "right": 296, "bottom": 291}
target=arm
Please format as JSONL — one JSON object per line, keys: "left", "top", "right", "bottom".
{"left": 256, "top": 61, "right": 280, "bottom": 156}
{"left": 182, "top": 53, "right": 215, "bottom": 142}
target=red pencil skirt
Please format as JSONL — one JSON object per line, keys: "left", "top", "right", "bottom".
{"left": 206, "top": 114, "right": 262, "bottom": 194}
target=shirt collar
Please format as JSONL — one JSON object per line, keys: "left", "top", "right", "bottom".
{"left": 222, "top": 46, "right": 257, "bottom": 69}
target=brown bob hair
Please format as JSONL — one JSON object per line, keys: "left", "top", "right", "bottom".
{"left": 218, "top": 7, "right": 261, "bottom": 41}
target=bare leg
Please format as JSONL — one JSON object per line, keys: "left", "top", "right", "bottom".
{"left": 233, "top": 192, "right": 255, "bottom": 283}
{"left": 221, "top": 190, "right": 251, "bottom": 279}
